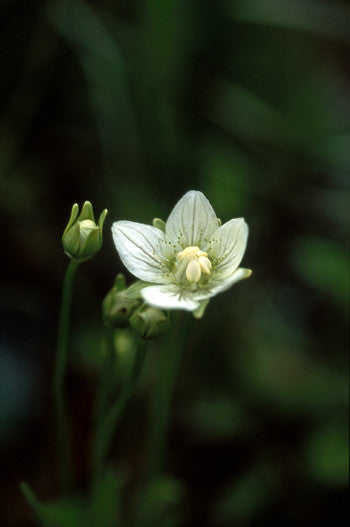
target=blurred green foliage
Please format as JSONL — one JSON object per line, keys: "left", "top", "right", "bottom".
{"left": 0, "top": 0, "right": 348, "bottom": 526}
{"left": 21, "top": 470, "right": 123, "bottom": 527}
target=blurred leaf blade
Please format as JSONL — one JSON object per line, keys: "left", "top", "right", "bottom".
{"left": 232, "top": 0, "right": 350, "bottom": 43}
{"left": 291, "top": 237, "right": 349, "bottom": 309}
{"left": 20, "top": 483, "right": 86, "bottom": 527}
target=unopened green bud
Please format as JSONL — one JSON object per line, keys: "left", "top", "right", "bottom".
{"left": 102, "top": 275, "right": 140, "bottom": 328}
{"left": 129, "top": 305, "right": 170, "bottom": 339}
{"left": 62, "top": 201, "right": 107, "bottom": 261}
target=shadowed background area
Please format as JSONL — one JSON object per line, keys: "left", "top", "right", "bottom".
{"left": 0, "top": 0, "right": 348, "bottom": 526}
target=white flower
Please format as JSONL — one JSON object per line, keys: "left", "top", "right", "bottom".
{"left": 112, "top": 191, "right": 252, "bottom": 314}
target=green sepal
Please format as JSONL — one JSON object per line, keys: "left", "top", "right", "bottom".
{"left": 113, "top": 273, "right": 127, "bottom": 291}
{"left": 152, "top": 217, "right": 166, "bottom": 232}
{"left": 62, "top": 203, "right": 79, "bottom": 238}
{"left": 62, "top": 222, "right": 81, "bottom": 256}
{"left": 78, "top": 200, "right": 95, "bottom": 222}
{"left": 193, "top": 299, "right": 209, "bottom": 319}
{"left": 240, "top": 268, "right": 253, "bottom": 280}
{"left": 98, "top": 208, "right": 108, "bottom": 244}
{"left": 124, "top": 280, "right": 152, "bottom": 299}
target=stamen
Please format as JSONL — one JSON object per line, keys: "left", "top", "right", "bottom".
{"left": 198, "top": 256, "right": 212, "bottom": 275}
{"left": 177, "top": 245, "right": 212, "bottom": 283}
{"left": 186, "top": 259, "right": 201, "bottom": 282}
{"left": 178, "top": 246, "right": 201, "bottom": 260}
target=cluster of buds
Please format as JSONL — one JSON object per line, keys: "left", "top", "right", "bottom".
{"left": 102, "top": 274, "right": 139, "bottom": 328}
{"left": 103, "top": 274, "right": 170, "bottom": 340}
{"left": 62, "top": 202, "right": 169, "bottom": 340}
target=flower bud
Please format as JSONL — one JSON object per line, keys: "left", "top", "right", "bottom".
{"left": 129, "top": 305, "right": 170, "bottom": 339}
{"left": 102, "top": 275, "right": 140, "bottom": 328}
{"left": 62, "top": 201, "right": 107, "bottom": 261}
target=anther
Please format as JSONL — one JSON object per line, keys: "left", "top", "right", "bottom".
{"left": 177, "top": 246, "right": 212, "bottom": 283}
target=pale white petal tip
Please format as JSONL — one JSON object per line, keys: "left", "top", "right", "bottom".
{"left": 141, "top": 284, "right": 200, "bottom": 311}
{"left": 165, "top": 189, "right": 218, "bottom": 248}
{"left": 231, "top": 267, "right": 252, "bottom": 283}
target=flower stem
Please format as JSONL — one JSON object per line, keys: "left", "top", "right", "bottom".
{"left": 94, "top": 327, "right": 117, "bottom": 427}
{"left": 145, "top": 311, "right": 185, "bottom": 480}
{"left": 92, "top": 337, "right": 147, "bottom": 485}
{"left": 54, "top": 259, "right": 79, "bottom": 493}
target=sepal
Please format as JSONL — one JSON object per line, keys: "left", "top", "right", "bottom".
{"left": 193, "top": 299, "right": 209, "bottom": 319}
{"left": 152, "top": 217, "right": 166, "bottom": 232}
{"left": 125, "top": 280, "right": 152, "bottom": 299}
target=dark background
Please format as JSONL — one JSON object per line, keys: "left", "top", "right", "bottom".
{"left": 0, "top": 1, "right": 348, "bottom": 526}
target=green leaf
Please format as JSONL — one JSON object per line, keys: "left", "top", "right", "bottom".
{"left": 20, "top": 482, "right": 49, "bottom": 526}
{"left": 89, "top": 470, "right": 124, "bottom": 527}
{"left": 212, "top": 469, "right": 272, "bottom": 524}
{"left": 134, "top": 476, "right": 185, "bottom": 527}
{"left": 20, "top": 482, "right": 86, "bottom": 527}
{"left": 231, "top": 0, "right": 350, "bottom": 43}
{"left": 305, "top": 425, "right": 349, "bottom": 487}
{"left": 291, "top": 237, "right": 348, "bottom": 309}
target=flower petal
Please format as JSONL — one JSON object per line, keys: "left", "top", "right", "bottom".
{"left": 165, "top": 190, "right": 218, "bottom": 249}
{"left": 141, "top": 284, "right": 201, "bottom": 311}
{"left": 181, "top": 268, "right": 252, "bottom": 303}
{"left": 206, "top": 267, "right": 252, "bottom": 296}
{"left": 112, "top": 221, "right": 171, "bottom": 284}
{"left": 205, "top": 218, "right": 248, "bottom": 278}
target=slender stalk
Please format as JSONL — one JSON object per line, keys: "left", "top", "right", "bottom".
{"left": 54, "top": 259, "right": 79, "bottom": 493}
{"left": 145, "top": 311, "right": 185, "bottom": 480}
{"left": 92, "top": 338, "right": 147, "bottom": 485}
{"left": 94, "top": 326, "right": 117, "bottom": 426}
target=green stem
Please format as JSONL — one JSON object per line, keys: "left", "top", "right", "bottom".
{"left": 54, "top": 259, "right": 79, "bottom": 493}
{"left": 94, "top": 326, "right": 117, "bottom": 426}
{"left": 92, "top": 338, "right": 147, "bottom": 485}
{"left": 145, "top": 311, "right": 185, "bottom": 480}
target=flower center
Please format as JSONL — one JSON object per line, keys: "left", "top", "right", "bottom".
{"left": 177, "top": 246, "right": 212, "bottom": 283}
